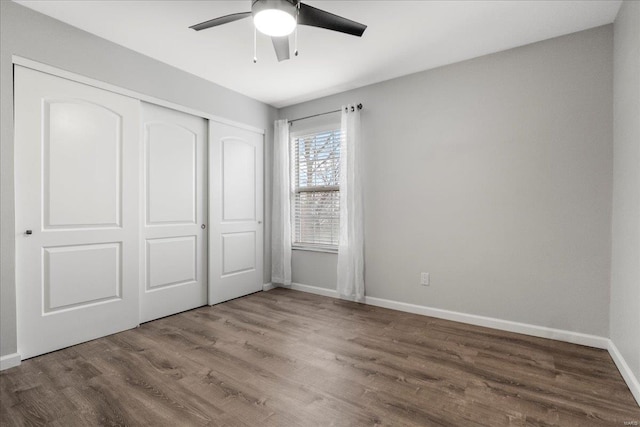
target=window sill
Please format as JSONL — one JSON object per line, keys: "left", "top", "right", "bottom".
{"left": 292, "top": 245, "right": 338, "bottom": 254}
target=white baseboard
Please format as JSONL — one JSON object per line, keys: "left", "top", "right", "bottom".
{"left": 0, "top": 353, "right": 21, "bottom": 371}
{"left": 291, "top": 282, "right": 338, "bottom": 298}
{"left": 289, "top": 282, "right": 609, "bottom": 349}
{"left": 364, "top": 296, "right": 609, "bottom": 349}
{"left": 608, "top": 340, "right": 640, "bottom": 406}
{"left": 262, "top": 282, "right": 276, "bottom": 291}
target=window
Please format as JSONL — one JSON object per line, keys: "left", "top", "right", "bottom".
{"left": 291, "top": 127, "right": 341, "bottom": 251}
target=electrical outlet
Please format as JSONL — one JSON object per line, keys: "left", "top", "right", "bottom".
{"left": 420, "top": 272, "right": 430, "bottom": 286}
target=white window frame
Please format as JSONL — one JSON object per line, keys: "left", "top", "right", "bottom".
{"left": 290, "top": 121, "right": 341, "bottom": 254}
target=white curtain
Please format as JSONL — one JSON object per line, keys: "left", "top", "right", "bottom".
{"left": 337, "top": 105, "right": 364, "bottom": 301}
{"left": 271, "top": 119, "right": 292, "bottom": 286}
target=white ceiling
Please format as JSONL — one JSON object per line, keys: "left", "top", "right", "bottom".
{"left": 15, "top": 0, "right": 622, "bottom": 108}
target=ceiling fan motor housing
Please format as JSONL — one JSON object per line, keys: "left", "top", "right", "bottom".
{"left": 252, "top": 0, "right": 298, "bottom": 19}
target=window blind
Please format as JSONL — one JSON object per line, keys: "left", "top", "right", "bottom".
{"left": 292, "top": 129, "right": 341, "bottom": 248}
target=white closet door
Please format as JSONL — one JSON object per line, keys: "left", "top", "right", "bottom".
{"left": 140, "top": 103, "right": 208, "bottom": 322}
{"left": 209, "top": 122, "right": 264, "bottom": 304}
{"left": 14, "top": 66, "right": 141, "bottom": 359}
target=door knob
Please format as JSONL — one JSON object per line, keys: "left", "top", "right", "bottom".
{"left": 201, "top": 224, "right": 206, "bottom": 229}
{"left": 25, "top": 230, "right": 33, "bottom": 235}
{"left": 258, "top": 221, "right": 262, "bottom": 224}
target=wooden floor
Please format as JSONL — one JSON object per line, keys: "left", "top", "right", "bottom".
{"left": 1, "top": 288, "right": 638, "bottom": 426}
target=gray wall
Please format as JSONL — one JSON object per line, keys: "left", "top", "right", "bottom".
{"left": 281, "top": 25, "right": 614, "bottom": 337}
{"left": 292, "top": 250, "right": 338, "bottom": 288}
{"left": 0, "top": 1, "right": 276, "bottom": 358}
{"left": 611, "top": 0, "right": 640, "bottom": 382}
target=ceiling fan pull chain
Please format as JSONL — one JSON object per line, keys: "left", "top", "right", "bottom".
{"left": 253, "top": 26, "right": 258, "bottom": 63}
{"left": 294, "top": 2, "right": 299, "bottom": 56}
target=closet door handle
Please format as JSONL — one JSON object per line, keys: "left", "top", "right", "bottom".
{"left": 201, "top": 224, "right": 206, "bottom": 230}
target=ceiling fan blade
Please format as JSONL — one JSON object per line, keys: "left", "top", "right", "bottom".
{"left": 298, "top": 3, "right": 366, "bottom": 37}
{"left": 189, "top": 12, "right": 251, "bottom": 31}
{"left": 272, "top": 36, "right": 290, "bottom": 62}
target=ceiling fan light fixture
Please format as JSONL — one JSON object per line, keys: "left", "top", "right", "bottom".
{"left": 253, "top": 9, "right": 296, "bottom": 36}
{"left": 251, "top": 0, "right": 298, "bottom": 37}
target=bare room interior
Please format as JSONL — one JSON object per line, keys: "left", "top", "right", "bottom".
{"left": 0, "top": 0, "right": 639, "bottom": 425}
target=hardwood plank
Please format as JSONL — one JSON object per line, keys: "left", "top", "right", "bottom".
{"left": 1, "top": 288, "right": 638, "bottom": 426}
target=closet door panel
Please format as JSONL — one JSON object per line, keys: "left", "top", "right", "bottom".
{"left": 209, "top": 122, "right": 263, "bottom": 305}
{"left": 15, "top": 66, "right": 141, "bottom": 359}
{"left": 146, "top": 122, "right": 197, "bottom": 224}
{"left": 140, "top": 103, "right": 208, "bottom": 323}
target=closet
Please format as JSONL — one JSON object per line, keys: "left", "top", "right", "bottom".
{"left": 14, "top": 64, "right": 264, "bottom": 359}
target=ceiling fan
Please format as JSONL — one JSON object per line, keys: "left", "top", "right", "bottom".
{"left": 189, "top": 0, "right": 367, "bottom": 62}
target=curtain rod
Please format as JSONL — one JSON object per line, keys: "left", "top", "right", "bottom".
{"left": 289, "top": 103, "right": 363, "bottom": 125}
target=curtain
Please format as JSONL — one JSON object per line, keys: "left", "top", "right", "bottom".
{"left": 271, "top": 119, "right": 292, "bottom": 286}
{"left": 337, "top": 105, "right": 364, "bottom": 301}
